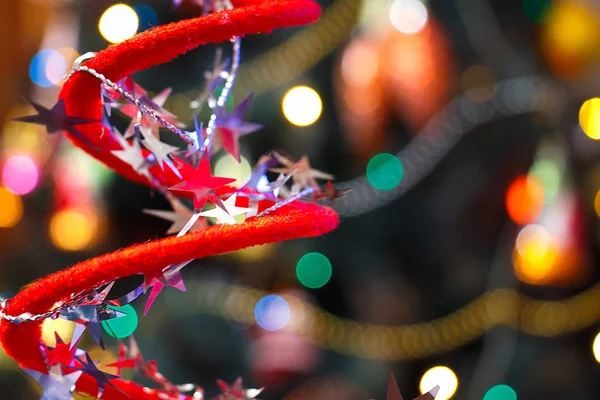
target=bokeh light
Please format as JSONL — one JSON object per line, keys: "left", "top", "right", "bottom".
{"left": 214, "top": 154, "right": 251, "bottom": 188}
{"left": 530, "top": 159, "right": 561, "bottom": 204}
{"left": 133, "top": 4, "right": 158, "bottom": 32}
{"left": 0, "top": 188, "right": 23, "bottom": 228}
{"left": 2, "top": 155, "right": 39, "bottom": 195}
{"left": 579, "top": 98, "right": 600, "bottom": 140}
{"left": 282, "top": 86, "right": 323, "bottom": 127}
{"left": 101, "top": 305, "right": 138, "bottom": 339}
{"left": 366, "top": 153, "right": 404, "bottom": 190}
{"left": 514, "top": 224, "right": 557, "bottom": 284}
{"left": 523, "top": 0, "right": 553, "bottom": 24}
{"left": 49, "top": 208, "right": 96, "bottom": 252}
{"left": 483, "top": 385, "right": 517, "bottom": 400}
{"left": 254, "top": 295, "right": 290, "bottom": 331}
{"left": 505, "top": 176, "right": 544, "bottom": 225}
{"left": 420, "top": 366, "right": 458, "bottom": 400}
{"left": 29, "top": 49, "right": 65, "bottom": 88}
{"left": 41, "top": 318, "right": 75, "bottom": 346}
{"left": 99, "top": 4, "right": 139, "bottom": 44}
{"left": 593, "top": 330, "right": 600, "bottom": 363}
{"left": 389, "top": 0, "right": 428, "bottom": 35}
{"left": 296, "top": 252, "right": 333, "bottom": 289}
{"left": 2, "top": 104, "right": 52, "bottom": 163}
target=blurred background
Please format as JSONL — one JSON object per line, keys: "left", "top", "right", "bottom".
{"left": 2, "top": 0, "right": 600, "bottom": 398}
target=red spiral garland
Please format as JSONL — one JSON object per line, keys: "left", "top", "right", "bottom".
{"left": 0, "top": 1, "right": 339, "bottom": 399}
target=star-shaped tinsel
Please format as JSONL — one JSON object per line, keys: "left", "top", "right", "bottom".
{"left": 138, "top": 125, "right": 182, "bottom": 178}
{"left": 143, "top": 195, "right": 207, "bottom": 235}
{"left": 111, "top": 131, "right": 156, "bottom": 181}
{"left": 72, "top": 353, "right": 122, "bottom": 397}
{"left": 59, "top": 283, "right": 123, "bottom": 350}
{"left": 213, "top": 377, "right": 263, "bottom": 400}
{"left": 271, "top": 152, "right": 334, "bottom": 193}
{"left": 108, "top": 337, "right": 180, "bottom": 394}
{"left": 121, "top": 87, "right": 183, "bottom": 140}
{"left": 268, "top": 172, "right": 294, "bottom": 199}
{"left": 382, "top": 374, "right": 440, "bottom": 400}
{"left": 199, "top": 193, "right": 252, "bottom": 225}
{"left": 212, "top": 93, "right": 263, "bottom": 162}
{"left": 142, "top": 259, "right": 193, "bottom": 315}
{"left": 14, "top": 98, "right": 99, "bottom": 149}
{"left": 240, "top": 155, "right": 280, "bottom": 200}
{"left": 41, "top": 332, "right": 84, "bottom": 368}
{"left": 313, "top": 181, "right": 352, "bottom": 205}
{"left": 191, "top": 48, "right": 230, "bottom": 111}
{"left": 168, "top": 157, "right": 235, "bottom": 210}
{"left": 23, "top": 368, "right": 82, "bottom": 400}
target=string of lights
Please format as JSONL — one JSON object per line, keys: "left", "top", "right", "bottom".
{"left": 334, "top": 75, "right": 564, "bottom": 217}
{"left": 187, "top": 277, "right": 600, "bottom": 361}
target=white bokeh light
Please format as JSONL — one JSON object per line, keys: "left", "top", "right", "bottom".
{"left": 99, "top": 4, "right": 139, "bottom": 44}
{"left": 282, "top": 86, "right": 323, "bottom": 127}
{"left": 389, "top": 0, "right": 429, "bottom": 35}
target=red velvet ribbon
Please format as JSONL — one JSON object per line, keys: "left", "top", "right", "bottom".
{"left": 0, "top": 2, "right": 338, "bottom": 399}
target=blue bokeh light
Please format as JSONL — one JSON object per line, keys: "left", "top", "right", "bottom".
{"left": 29, "top": 49, "right": 64, "bottom": 88}
{"left": 134, "top": 4, "right": 158, "bottom": 32}
{"left": 254, "top": 295, "right": 290, "bottom": 331}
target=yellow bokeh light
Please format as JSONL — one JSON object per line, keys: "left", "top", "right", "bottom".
{"left": 0, "top": 187, "right": 23, "bottom": 228}
{"left": 420, "top": 366, "right": 458, "bottom": 400}
{"left": 41, "top": 318, "right": 75, "bottom": 346}
{"left": 98, "top": 4, "right": 139, "bottom": 44}
{"left": 282, "top": 86, "right": 323, "bottom": 127}
{"left": 516, "top": 224, "right": 551, "bottom": 261}
{"left": 214, "top": 154, "right": 251, "bottom": 188}
{"left": 593, "top": 331, "right": 600, "bottom": 363}
{"left": 579, "top": 98, "right": 600, "bottom": 140}
{"left": 49, "top": 209, "right": 96, "bottom": 252}
{"left": 594, "top": 190, "right": 600, "bottom": 217}
{"left": 514, "top": 240, "right": 558, "bottom": 285}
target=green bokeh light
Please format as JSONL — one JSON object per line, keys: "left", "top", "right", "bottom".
{"left": 522, "top": 0, "right": 553, "bottom": 24}
{"left": 483, "top": 385, "right": 517, "bottom": 400}
{"left": 530, "top": 159, "right": 561, "bottom": 203}
{"left": 366, "top": 153, "right": 404, "bottom": 190}
{"left": 101, "top": 304, "right": 139, "bottom": 339}
{"left": 296, "top": 252, "right": 332, "bottom": 289}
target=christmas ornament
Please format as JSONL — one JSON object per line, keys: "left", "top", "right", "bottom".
{"left": 0, "top": 1, "right": 350, "bottom": 399}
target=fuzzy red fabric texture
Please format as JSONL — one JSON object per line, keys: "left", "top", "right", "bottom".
{"left": 0, "top": 202, "right": 339, "bottom": 397}
{"left": 0, "top": 1, "right": 335, "bottom": 399}
{"left": 58, "top": 0, "right": 321, "bottom": 189}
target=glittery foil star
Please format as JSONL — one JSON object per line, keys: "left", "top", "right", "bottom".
{"left": 108, "top": 336, "right": 181, "bottom": 394}
{"left": 23, "top": 368, "right": 82, "bottom": 400}
{"left": 121, "top": 87, "right": 184, "bottom": 140}
{"left": 240, "top": 155, "right": 280, "bottom": 199}
{"left": 191, "top": 48, "right": 229, "bottom": 111}
{"left": 214, "top": 377, "right": 263, "bottom": 400}
{"left": 143, "top": 195, "right": 207, "bottom": 235}
{"left": 60, "top": 283, "right": 123, "bottom": 350}
{"left": 111, "top": 132, "right": 155, "bottom": 181}
{"left": 199, "top": 193, "right": 251, "bottom": 225}
{"left": 383, "top": 374, "right": 440, "bottom": 400}
{"left": 138, "top": 124, "right": 182, "bottom": 178}
{"left": 73, "top": 353, "right": 122, "bottom": 397}
{"left": 142, "top": 259, "right": 193, "bottom": 315}
{"left": 268, "top": 172, "right": 294, "bottom": 199}
{"left": 14, "top": 98, "right": 98, "bottom": 149}
{"left": 168, "top": 157, "right": 235, "bottom": 210}
{"left": 186, "top": 114, "right": 204, "bottom": 158}
{"left": 313, "top": 182, "right": 351, "bottom": 205}
{"left": 213, "top": 93, "right": 263, "bottom": 162}
{"left": 271, "top": 152, "right": 334, "bottom": 193}
{"left": 41, "top": 332, "right": 84, "bottom": 367}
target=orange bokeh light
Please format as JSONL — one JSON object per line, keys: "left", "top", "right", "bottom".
{"left": 506, "top": 176, "right": 544, "bottom": 225}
